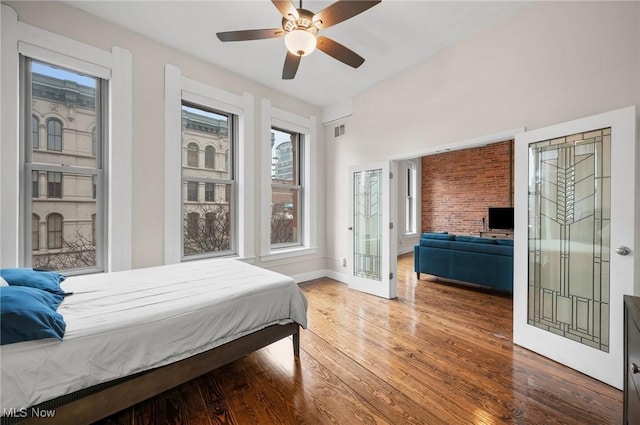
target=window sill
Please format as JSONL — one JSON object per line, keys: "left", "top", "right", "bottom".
{"left": 259, "top": 246, "right": 318, "bottom": 262}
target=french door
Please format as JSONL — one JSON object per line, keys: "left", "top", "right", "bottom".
{"left": 348, "top": 162, "right": 397, "bottom": 299}
{"left": 513, "top": 106, "right": 636, "bottom": 389}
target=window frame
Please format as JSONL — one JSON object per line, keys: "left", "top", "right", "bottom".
{"left": 180, "top": 101, "right": 237, "bottom": 260}
{"left": 22, "top": 56, "right": 107, "bottom": 273}
{"left": 259, "top": 99, "right": 317, "bottom": 261}
{"left": 1, "top": 9, "right": 132, "bottom": 272}
{"left": 404, "top": 162, "right": 417, "bottom": 235}
{"left": 164, "top": 65, "right": 254, "bottom": 264}
{"left": 270, "top": 127, "right": 303, "bottom": 249}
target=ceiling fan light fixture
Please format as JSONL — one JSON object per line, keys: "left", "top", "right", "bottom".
{"left": 284, "top": 29, "right": 316, "bottom": 56}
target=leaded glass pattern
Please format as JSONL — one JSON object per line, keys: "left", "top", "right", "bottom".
{"left": 528, "top": 128, "right": 611, "bottom": 352}
{"left": 353, "top": 168, "right": 382, "bottom": 281}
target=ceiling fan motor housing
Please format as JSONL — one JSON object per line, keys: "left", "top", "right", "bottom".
{"left": 282, "top": 9, "right": 319, "bottom": 35}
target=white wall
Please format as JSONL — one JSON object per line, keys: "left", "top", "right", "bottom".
{"left": 326, "top": 1, "right": 640, "bottom": 275}
{"left": 4, "top": 0, "right": 326, "bottom": 278}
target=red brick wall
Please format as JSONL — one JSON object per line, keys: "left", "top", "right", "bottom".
{"left": 421, "top": 140, "right": 513, "bottom": 235}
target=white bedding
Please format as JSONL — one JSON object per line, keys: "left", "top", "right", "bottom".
{"left": 0, "top": 259, "right": 308, "bottom": 410}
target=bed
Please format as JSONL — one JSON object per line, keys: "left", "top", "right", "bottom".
{"left": 0, "top": 259, "right": 308, "bottom": 424}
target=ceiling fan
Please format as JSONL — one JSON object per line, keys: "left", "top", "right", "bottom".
{"left": 216, "top": 0, "right": 381, "bottom": 80}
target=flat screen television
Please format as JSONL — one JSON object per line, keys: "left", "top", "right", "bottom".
{"left": 488, "top": 207, "right": 514, "bottom": 230}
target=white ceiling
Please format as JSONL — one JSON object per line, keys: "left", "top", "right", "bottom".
{"left": 64, "top": 0, "right": 525, "bottom": 108}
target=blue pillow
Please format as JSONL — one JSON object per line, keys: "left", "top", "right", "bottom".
{"left": 0, "top": 268, "right": 69, "bottom": 296}
{"left": 0, "top": 286, "right": 66, "bottom": 345}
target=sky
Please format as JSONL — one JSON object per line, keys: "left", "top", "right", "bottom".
{"left": 32, "top": 61, "right": 96, "bottom": 87}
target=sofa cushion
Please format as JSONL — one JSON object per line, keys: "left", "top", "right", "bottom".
{"left": 496, "top": 239, "right": 514, "bottom": 246}
{"left": 455, "top": 235, "right": 497, "bottom": 245}
{"left": 420, "top": 232, "right": 455, "bottom": 241}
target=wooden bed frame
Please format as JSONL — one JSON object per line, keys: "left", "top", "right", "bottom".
{"left": 14, "top": 322, "right": 300, "bottom": 425}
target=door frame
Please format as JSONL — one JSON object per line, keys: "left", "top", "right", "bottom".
{"left": 513, "top": 105, "right": 637, "bottom": 389}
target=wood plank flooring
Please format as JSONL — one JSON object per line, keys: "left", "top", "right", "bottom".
{"left": 97, "top": 254, "right": 622, "bottom": 424}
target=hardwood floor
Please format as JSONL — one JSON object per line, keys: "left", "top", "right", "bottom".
{"left": 97, "top": 254, "right": 622, "bottom": 424}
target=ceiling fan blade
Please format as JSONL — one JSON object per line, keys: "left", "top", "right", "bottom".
{"left": 272, "top": 0, "right": 299, "bottom": 20}
{"left": 313, "top": 0, "right": 380, "bottom": 29}
{"left": 282, "top": 51, "right": 301, "bottom": 80}
{"left": 217, "top": 28, "right": 284, "bottom": 42}
{"left": 316, "top": 36, "right": 365, "bottom": 68}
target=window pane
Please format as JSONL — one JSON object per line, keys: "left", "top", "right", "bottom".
{"left": 46, "top": 213, "right": 63, "bottom": 249}
{"left": 205, "top": 146, "right": 215, "bottom": 169}
{"left": 182, "top": 105, "right": 231, "bottom": 179}
{"left": 205, "top": 183, "right": 214, "bottom": 202}
{"left": 271, "top": 128, "right": 298, "bottom": 184}
{"left": 33, "top": 171, "right": 98, "bottom": 270}
{"left": 46, "top": 119, "right": 62, "bottom": 151}
{"left": 32, "top": 170, "right": 39, "bottom": 198}
{"left": 186, "top": 181, "right": 198, "bottom": 201}
{"left": 32, "top": 214, "right": 40, "bottom": 251}
{"left": 271, "top": 187, "right": 299, "bottom": 245}
{"left": 183, "top": 184, "right": 233, "bottom": 256}
{"left": 47, "top": 171, "right": 62, "bottom": 198}
{"left": 181, "top": 103, "right": 234, "bottom": 258}
{"left": 26, "top": 59, "right": 104, "bottom": 273}
{"left": 187, "top": 143, "right": 199, "bottom": 167}
{"left": 270, "top": 127, "right": 301, "bottom": 247}
{"left": 31, "top": 60, "right": 98, "bottom": 168}
{"left": 32, "top": 115, "right": 39, "bottom": 149}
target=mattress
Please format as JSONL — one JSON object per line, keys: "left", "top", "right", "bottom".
{"left": 0, "top": 259, "right": 308, "bottom": 410}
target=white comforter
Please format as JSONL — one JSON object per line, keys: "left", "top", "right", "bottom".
{"left": 0, "top": 259, "right": 308, "bottom": 410}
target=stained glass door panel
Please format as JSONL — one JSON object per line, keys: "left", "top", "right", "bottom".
{"left": 348, "top": 162, "right": 397, "bottom": 299}
{"left": 528, "top": 128, "right": 610, "bottom": 351}
{"left": 514, "top": 106, "right": 636, "bottom": 389}
{"left": 354, "top": 168, "right": 382, "bottom": 281}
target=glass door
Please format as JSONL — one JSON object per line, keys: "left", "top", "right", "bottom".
{"left": 348, "top": 162, "right": 397, "bottom": 299}
{"left": 513, "top": 106, "right": 636, "bottom": 389}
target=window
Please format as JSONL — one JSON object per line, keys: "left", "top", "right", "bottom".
{"left": 92, "top": 127, "right": 96, "bottom": 156}
{"left": 205, "top": 146, "right": 215, "bottom": 169}
{"left": 24, "top": 58, "right": 106, "bottom": 272}
{"left": 181, "top": 103, "right": 235, "bottom": 258}
{"left": 205, "top": 183, "right": 215, "bottom": 202}
{"left": 32, "top": 170, "right": 39, "bottom": 198}
{"left": 46, "top": 118, "right": 62, "bottom": 151}
{"left": 405, "top": 163, "right": 417, "bottom": 234}
{"left": 47, "top": 171, "right": 62, "bottom": 198}
{"left": 32, "top": 214, "right": 40, "bottom": 251}
{"left": 259, "top": 99, "right": 317, "bottom": 259}
{"left": 32, "top": 115, "right": 39, "bottom": 148}
{"left": 270, "top": 128, "right": 302, "bottom": 246}
{"left": 2, "top": 15, "right": 131, "bottom": 273}
{"left": 92, "top": 214, "right": 96, "bottom": 246}
{"left": 47, "top": 213, "right": 63, "bottom": 249}
{"left": 187, "top": 181, "right": 198, "bottom": 201}
{"left": 186, "top": 212, "right": 199, "bottom": 240}
{"left": 187, "top": 142, "right": 199, "bottom": 167}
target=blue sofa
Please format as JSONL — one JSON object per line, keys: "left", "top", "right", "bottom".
{"left": 414, "top": 232, "right": 513, "bottom": 292}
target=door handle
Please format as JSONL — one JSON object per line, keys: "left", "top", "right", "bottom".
{"left": 348, "top": 227, "right": 353, "bottom": 230}
{"left": 616, "top": 246, "right": 631, "bottom": 256}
